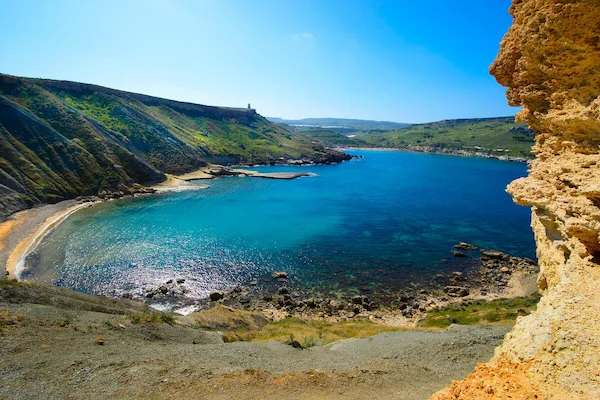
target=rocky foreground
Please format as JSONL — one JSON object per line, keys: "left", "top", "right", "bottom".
{"left": 136, "top": 244, "right": 538, "bottom": 327}
{"left": 0, "top": 279, "right": 509, "bottom": 400}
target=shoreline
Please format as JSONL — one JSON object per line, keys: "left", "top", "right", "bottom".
{"left": 1, "top": 192, "right": 540, "bottom": 327}
{"left": 1, "top": 200, "right": 80, "bottom": 279}
{"left": 1, "top": 163, "right": 538, "bottom": 330}
{"left": 1, "top": 200, "right": 539, "bottom": 329}
{"left": 1, "top": 164, "right": 315, "bottom": 281}
{"left": 341, "top": 146, "right": 531, "bottom": 163}
{"left": 4, "top": 201, "right": 96, "bottom": 280}
{"left": 139, "top": 247, "right": 539, "bottom": 328}
{"left": 1, "top": 173, "right": 209, "bottom": 280}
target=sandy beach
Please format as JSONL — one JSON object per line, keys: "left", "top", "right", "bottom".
{"left": 0, "top": 200, "right": 82, "bottom": 279}
{"left": 151, "top": 174, "right": 211, "bottom": 192}
{"left": 1, "top": 169, "right": 211, "bottom": 280}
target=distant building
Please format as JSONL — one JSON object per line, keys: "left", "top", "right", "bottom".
{"left": 248, "top": 103, "right": 251, "bottom": 109}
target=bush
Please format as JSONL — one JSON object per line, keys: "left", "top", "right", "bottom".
{"left": 128, "top": 312, "right": 175, "bottom": 325}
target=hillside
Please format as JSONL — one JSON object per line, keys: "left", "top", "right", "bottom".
{"left": 361, "top": 117, "right": 534, "bottom": 158}
{"left": 293, "top": 116, "right": 535, "bottom": 159}
{"left": 0, "top": 279, "right": 508, "bottom": 400}
{"left": 0, "top": 74, "right": 349, "bottom": 221}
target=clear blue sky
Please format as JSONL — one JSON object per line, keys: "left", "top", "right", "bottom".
{"left": 0, "top": 0, "right": 517, "bottom": 123}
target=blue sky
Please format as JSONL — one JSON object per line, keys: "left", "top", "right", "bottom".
{"left": 0, "top": 0, "right": 517, "bottom": 123}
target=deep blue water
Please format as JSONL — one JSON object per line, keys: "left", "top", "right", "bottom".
{"left": 27, "top": 150, "right": 535, "bottom": 306}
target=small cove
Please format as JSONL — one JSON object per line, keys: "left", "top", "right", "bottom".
{"left": 24, "top": 150, "right": 535, "bottom": 310}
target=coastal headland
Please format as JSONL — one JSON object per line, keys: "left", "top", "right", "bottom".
{"left": 0, "top": 73, "right": 351, "bottom": 221}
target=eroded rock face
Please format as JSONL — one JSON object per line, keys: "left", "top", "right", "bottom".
{"left": 433, "top": 1, "right": 600, "bottom": 399}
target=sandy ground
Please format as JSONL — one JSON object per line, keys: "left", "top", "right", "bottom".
{"left": 151, "top": 174, "right": 210, "bottom": 192}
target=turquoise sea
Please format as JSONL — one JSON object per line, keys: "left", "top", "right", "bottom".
{"left": 26, "top": 150, "right": 535, "bottom": 308}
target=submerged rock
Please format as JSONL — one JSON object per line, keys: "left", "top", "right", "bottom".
{"left": 271, "top": 271, "right": 288, "bottom": 280}
{"left": 278, "top": 287, "right": 290, "bottom": 295}
{"left": 454, "top": 242, "right": 478, "bottom": 251}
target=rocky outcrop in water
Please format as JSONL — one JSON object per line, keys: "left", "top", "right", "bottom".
{"left": 433, "top": 1, "right": 600, "bottom": 399}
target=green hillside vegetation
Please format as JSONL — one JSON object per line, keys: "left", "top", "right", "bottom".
{"left": 360, "top": 117, "right": 534, "bottom": 158}
{"left": 293, "top": 117, "right": 535, "bottom": 159}
{"left": 291, "top": 127, "right": 366, "bottom": 147}
{"left": 419, "top": 293, "right": 541, "bottom": 329}
{"left": 0, "top": 74, "right": 348, "bottom": 220}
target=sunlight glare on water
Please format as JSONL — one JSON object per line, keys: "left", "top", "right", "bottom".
{"left": 27, "top": 150, "right": 535, "bottom": 306}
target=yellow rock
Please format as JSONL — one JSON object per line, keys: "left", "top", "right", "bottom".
{"left": 433, "top": 1, "right": 600, "bottom": 398}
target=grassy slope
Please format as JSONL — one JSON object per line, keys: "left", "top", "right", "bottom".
{"left": 419, "top": 293, "right": 541, "bottom": 329}
{"left": 297, "top": 117, "right": 535, "bottom": 158}
{"left": 0, "top": 74, "right": 344, "bottom": 220}
{"left": 292, "top": 127, "right": 365, "bottom": 147}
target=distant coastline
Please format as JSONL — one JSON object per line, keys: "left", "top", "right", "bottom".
{"left": 340, "top": 146, "right": 531, "bottom": 163}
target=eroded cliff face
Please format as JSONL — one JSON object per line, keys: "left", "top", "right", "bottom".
{"left": 432, "top": 1, "right": 600, "bottom": 399}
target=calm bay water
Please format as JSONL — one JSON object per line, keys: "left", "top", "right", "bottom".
{"left": 26, "top": 150, "right": 535, "bottom": 307}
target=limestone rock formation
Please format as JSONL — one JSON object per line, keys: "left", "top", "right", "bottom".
{"left": 432, "top": 1, "right": 600, "bottom": 399}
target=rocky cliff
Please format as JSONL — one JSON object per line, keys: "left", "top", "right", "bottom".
{"left": 0, "top": 74, "right": 349, "bottom": 221}
{"left": 432, "top": 1, "right": 600, "bottom": 399}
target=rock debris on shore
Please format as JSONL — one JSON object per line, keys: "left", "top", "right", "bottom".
{"left": 129, "top": 244, "right": 538, "bottom": 326}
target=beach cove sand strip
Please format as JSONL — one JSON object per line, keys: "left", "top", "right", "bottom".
{"left": 2, "top": 165, "right": 313, "bottom": 280}
{"left": 3, "top": 201, "right": 95, "bottom": 280}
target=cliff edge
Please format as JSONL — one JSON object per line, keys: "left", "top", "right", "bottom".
{"left": 432, "top": 1, "right": 600, "bottom": 399}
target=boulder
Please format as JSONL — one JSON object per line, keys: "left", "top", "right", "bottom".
{"left": 278, "top": 287, "right": 290, "bottom": 295}
{"left": 444, "top": 286, "right": 470, "bottom": 297}
{"left": 271, "top": 271, "right": 288, "bottom": 280}
{"left": 451, "top": 250, "right": 468, "bottom": 258}
{"left": 209, "top": 291, "right": 224, "bottom": 301}
{"left": 454, "top": 242, "right": 478, "bottom": 251}
{"left": 480, "top": 249, "right": 510, "bottom": 261}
